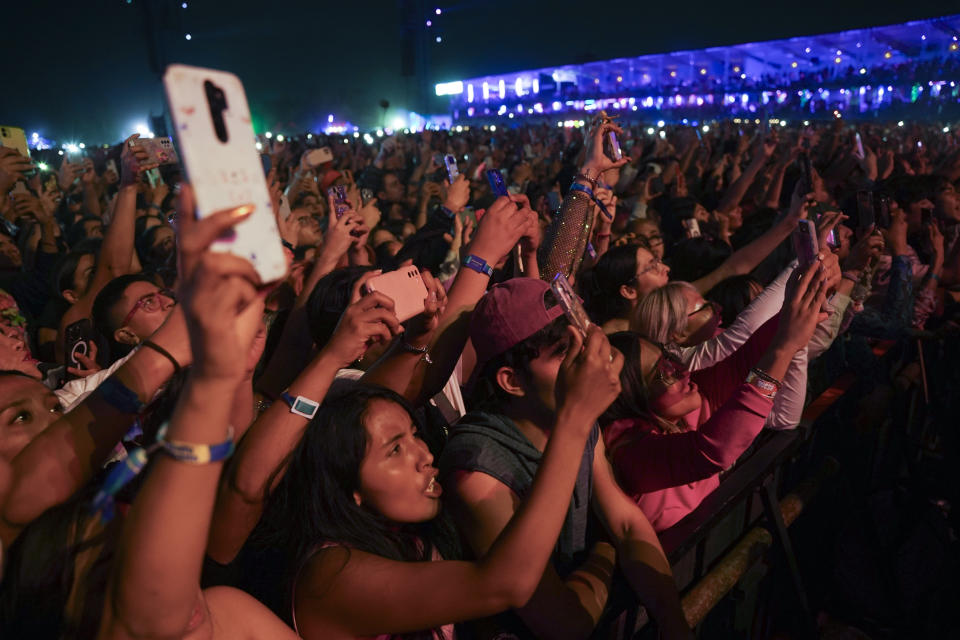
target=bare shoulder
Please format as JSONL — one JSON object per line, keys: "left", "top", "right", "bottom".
{"left": 204, "top": 586, "right": 298, "bottom": 640}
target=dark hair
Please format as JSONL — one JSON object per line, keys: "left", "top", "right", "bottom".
{"left": 260, "top": 385, "right": 459, "bottom": 638}
{"left": 579, "top": 243, "right": 642, "bottom": 325}
{"left": 67, "top": 215, "right": 102, "bottom": 248}
{"left": 91, "top": 273, "right": 155, "bottom": 359}
{"left": 599, "top": 331, "right": 678, "bottom": 434}
{"left": 706, "top": 275, "right": 760, "bottom": 327}
{"left": 472, "top": 309, "right": 570, "bottom": 409}
{"left": 52, "top": 250, "right": 95, "bottom": 300}
{"left": 135, "top": 224, "right": 176, "bottom": 281}
{"left": 304, "top": 266, "right": 374, "bottom": 348}
{"left": 393, "top": 228, "right": 452, "bottom": 274}
{"left": 666, "top": 237, "right": 732, "bottom": 283}
{"left": 134, "top": 214, "right": 164, "bottom": 239}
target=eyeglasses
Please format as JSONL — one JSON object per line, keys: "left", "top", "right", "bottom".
{"left": 688, "top": 300, "right": 721, "bottom": 320}
{"left": 635, "top": 256, "right": 664, "bottom": 279}
{"left": 648, "top": 345, "right": 687, "bottom": 388}
{"left": 121, "top": 288, "right": 175, "bottom": 328}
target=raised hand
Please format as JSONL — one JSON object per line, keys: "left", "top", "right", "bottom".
{"left": 580, "top": 116, "right": 629, "bottom": 180}
{"left": 121, "top": 134, "right": 157, "bottom": 187}
{"left": 175, "top": 185, "right": 264, "bottom": 381}
{"left": 466, "top": 193, "right": 535, "bottom": 265}
{"left": 324, "top": 270, "right": 404, "bottom": 367}
{"left": 404, "top": 270, "right": 448, "bottom": 342}
{"left": 0, "top": 148, "right": 35, "bottom": 195}
{"left": 443, "top": 173, "right": 470, "bottom": 213}
{"left": 776, "top": 260, "right": 830, "bottom": 353}
{"left": 555, "top": 325, "right": 623, "bottom": 429}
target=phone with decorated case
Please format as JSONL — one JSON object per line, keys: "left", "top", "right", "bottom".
{"left": 163, "top": 64, "right": 286, "bottom": 282}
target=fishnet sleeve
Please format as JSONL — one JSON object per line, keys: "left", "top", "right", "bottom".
{"left": 539, "top": 188, "right": 594, "bottom": 282}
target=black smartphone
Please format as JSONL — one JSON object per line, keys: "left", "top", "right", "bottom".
{"left": 799, "top": 153, "right": 814, "bottom": 193}
{"left": 64, "top": 319, "right": 94, "bottom": 371}
{"left": 875, "top": 194, "right": 891, "bottom": 229}
{"left": 260, "top": 153, "right": 272, "bottom": 176}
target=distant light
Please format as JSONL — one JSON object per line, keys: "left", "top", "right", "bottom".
{"left": 181, "top": 2, "right": 187, "bottom": 7}
{"left": 31, "top": 132, "right": 38, "bottom": 139}
{"left": 733, "top": 66, "right": 740, "bottom": 73}
{"left": 435, "top": 7, "right": 441, "bottom": 14}
{"left": 646, "top": 127, "right": 655, "bottom": 135}
{"left": 856, "top": 42, "right": 862, "bottom": 48}
{"left": 78, "top": 143, "right": 85, "bottom": 149}
{"left": 594, "top": 78, "right": 600, "bottom": 84}
{"left": 631, "top": 105, "right": 638, "bottom": 111}
{"left": 327, "top": 114, "right": 334, "bottom": 123}
{"left": 951, "top": 43, "right": 960, "bottom": 52}
{"left": 897, "top": 120, "right": 904, "bottom": 127}
{"left": 791, "top": 61, "right": 798, "bottom": 68}
{"left": 255, "top": 141, "right": 263, "bottom": 150}
{"left": 435, "top": 36, "right": 442, "bottom": 43}
{"left": 63, "top": 143, "right": 79, "bottom": 153}
{"left": 363, "top": 133, "right": 374, "bottom": 144}
{"left": 944, "top": 127, "right": 951, "bottom": 133}
{"left": 835, "top": 57, "right": 842, "bottom": 64}
{"left": 490, "top": 125, "right": 496, "bottom": 132}
{"left": 58, "top": 150, "right": 64, "bottom": 155}
{"left": 804, "top": 47, "right": 811, "bottom": 53}
{"left": 699, "top": 68, "right": 707, "bottom": 75}
{"left": 37, "top": 162, "right": 48, "bottom": 171}
{"left": 616, "top": 75, "right": 623, "bottom": 82}
{"left": 859, "top": 67, "right": 867, "bottom": 75}
{"left": 185, "top": 33, "right": 192, "bottom": 40}
{"left": 376, "top": 129, "right": 384, "bottom": 137}
{"left": 740, "top": 73, "right": 746, "bottom": 79}
{"left": 803, "top": 120, "right": 810, "bottom": 126}
{"left": 425, "top": 19, "right": 432, "bottom": 26}
{"left": 836, "top": 49, "right": 842, "bottom": 55}
{"left": 455, "top": 125, "right": 463, "bottom": 132}
{"left": 135, "top": 123, "right": 154, "bottom": 138}
{"left": 657, "top": 120, "right": 665, "bottom": 127}
{"left": 702, "top": 125, "right": 710, "bottom": 132}
{"left": 669, "top": 70, "right": 677, "bottom": 78}
{"left": 276, "top": 134, "right": 284, "bottom": 142}
{"left": 508, "top": 113, "right": 514, "bottom": 119}
{"left": 921, "top": 34, "right": 926, "bottom": 41}
{"left": 353, "top": 132, "right": 360, "bottom": 138}
{"left": 306, "top": 133, "right": 313, "bottom": 139}
{"left": 265, "top": 131, "right": 273, "bottom": 139}
{"left": 435, "top": 80, "right": 463, "bottom": 96}
{"left": 884, "top": 51, "right": 893, "bottom": 59}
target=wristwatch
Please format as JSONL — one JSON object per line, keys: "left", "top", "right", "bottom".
{"left": 280, "top": 391, "right": 320, "bottom": 419}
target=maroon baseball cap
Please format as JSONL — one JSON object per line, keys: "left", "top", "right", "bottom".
{"left": 470, "top": 278, "right": 565, "bottom": 366}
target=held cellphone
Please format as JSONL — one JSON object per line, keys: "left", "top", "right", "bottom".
{"left": 486, "top": 169, "right": 524, "bottom": 271}
{"left": 607, "top": 131, "right": 623, "bottom": 161}
{"left": 105, "top": 159, "right": 119, "bottom": 176}
{"left": 0, "top": 126, "right": 30, "bottom": 159}
{"left": 138, "top": 136, "right": 180, "bottom": 166}
{"left": 793, "top": 219, "right": 819, "bottom": 271}
{"left": 875, "top": 194, "right": 891, "bottom": 229}
{"left": 815, "top": 212, "right": 839, "bottom": 249}
{"left": 856, "top": 190, "right": 875, "bottom": 231}
{"left": 64, "top": 319, "right": 95, "bottom": 371}
{"left": 854, "top": 132, "right": 865, "bottom": 160}
{"left": 327, "top": 185, "right": 350, "bottom": 219}
{"left": 305, "top": 147, "right": 333, "bottom": 167}
{"left": 363, "top": 266, "right": 428, "bottom": 323}
{"left": 360, "top": 187, "right": 375, "bottom": 206}
{"left": 551, "top": 273, "right": 591, "bottom": 339}
{"left": 163, "top": 63, "right": 286, "bottom": 282}
{"left": 444, "top": 154, "right": 460, "bottom": 183}
{"left": 681, "top": 218, "right": 701, "bottom": 239}
{"left": 921, "top": 208, "right": 934, "bottom": 228}
{"left": 260, "top": 153, "right": 272, "bottom": 176}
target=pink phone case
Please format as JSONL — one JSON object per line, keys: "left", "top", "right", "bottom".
{"left": 364, "top": 266, "right": 428, "bottom": 323}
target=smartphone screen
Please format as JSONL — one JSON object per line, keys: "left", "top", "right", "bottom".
{"left": 875, "top": 194, "right": 891, "bottom": 228}
{"left": 327, "top": 185, "right": 349, "bottom": 219}
{"left": 444, "top": 154, "right": 459, "bottom": 183}
{"left": 800, "top": 153, "right": 814, "bottom": 193}
{"left": 486, "top": 169, "right": 509, "bottom": 198}
{"left": 607, "top": 131, "right": 622, "bottom": 161}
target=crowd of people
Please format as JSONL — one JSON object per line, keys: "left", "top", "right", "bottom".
{"left": 0, "top": 96, "right": 959, "bottom": 639}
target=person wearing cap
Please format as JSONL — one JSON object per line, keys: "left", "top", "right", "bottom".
{"left": 439, "top": 277, "right": 690, "bottom": 640}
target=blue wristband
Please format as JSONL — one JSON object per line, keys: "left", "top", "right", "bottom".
{"left": 157, "top": 423, "right": 235, "bottom": 464}
{"left": 439, "top": 205, "right": 455, "bottom": 219}
{"left": 569, "top": 182, "right": 613, "bottom": 221}
{"left": 98, "top": 377, "right": 146, "bottom": 415}
{"left": 462, "top": 254, "right": 493, "bottom": 277}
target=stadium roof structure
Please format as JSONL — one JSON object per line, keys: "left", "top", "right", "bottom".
{"left": 435, "top": 14, "right": 960, "bottom": 105}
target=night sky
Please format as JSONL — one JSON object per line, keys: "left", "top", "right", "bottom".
{"left": 3, "top": 0, "right": 958, "bottom": 144}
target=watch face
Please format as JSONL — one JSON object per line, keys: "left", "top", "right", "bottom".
{"left": 293, "top": 398, "right": 317, "bottom": 415}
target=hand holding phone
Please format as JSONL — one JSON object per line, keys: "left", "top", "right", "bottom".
{"left": 551, "top": 273, "right": 592, "bottom": 339}
{"left": 363, "top": 266, "right": 428, "bottom": 323}
{"left": 444, "top": 154, "right": 460, "bottom": 183}
{"left": 793, "top": 219, "right": 819, "bottom": 270}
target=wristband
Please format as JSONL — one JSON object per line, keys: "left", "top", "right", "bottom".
{"left": 569, "top": 182, "right": 613, "bottom": 221}
{"left": 745, "top": 371, "right": 779, "bottom": 399}
{"left": 157, "top": 423, "right": 235, "bottom": 464}
{"left": 399, "top": 338, "right": 433, "bottom": 364}
{"left": 439, "top": 205, "right": 455, "bottom": 219}
{"left": 575, "top": 172, "right": 600, "bottom": 190}
{"left": 140, "top": 340, "right": 182, "bottom": 375}
{"left": 147, "top": 203, "right": 162, "bottom": 211}
{"left": 462, "top": 254, "right": 493, "bottom": 277}
{"left": 280, "top": 390, "right": 321, "bottom": 419}
{"left": 97, "top": 377, "right": 146, "bottom": 415}
{"left": 281, "top": 239, "right": 295, "bottom": 252}
{"left": 929, "top": 272, "right": 941, "bottom": 283}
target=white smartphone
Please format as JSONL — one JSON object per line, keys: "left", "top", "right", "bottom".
{"left": 163, "top": 63, "right": 286, "bottom": 282}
